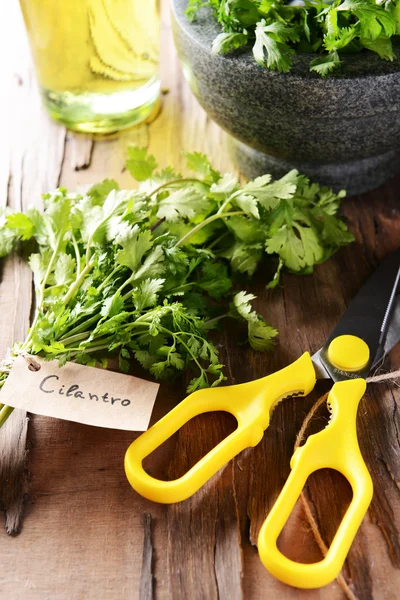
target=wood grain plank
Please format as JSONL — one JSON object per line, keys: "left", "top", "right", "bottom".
{"left": 0, "top": 1, "right": 66, "bottom": 534}
{"left": 166, "top": 412, "right": 243, "bottom": 600}
{"left": 69, "top": 133, "right": 94, "bottom": 172}
{"left": 2, "top": 0, "right": 400, "bottom": 598}
{"left": 140, "top": 514, "right": 154, "bottom": 600}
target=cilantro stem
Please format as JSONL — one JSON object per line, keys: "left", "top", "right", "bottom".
{"left": 174, "top": 331, "right": 212, "bottom": 342}
{"left": 120, "top": 279, "right": 164, "bottom": 303}
{"left": 216, "top": 196, "right": 234, "bottom": 215}
{"left": 117, "top": 276, "right": 135, "bottom": 299}
{"left": 60, "top": 332, "right": 93, "bottom": 346}
{"left": 0, "top": 405, "right": 14, "bottom": 428}
{"left": 216, "top": 189, "right": 245, "bottom": 215}
{"left": 71, "top": 233, "right": 82, "bottom": 280}
{"left": 121, "top": 289, "right": 135, "bottom": 302}
{"left": 63, "top": 318, "right": 152, "bottom": 347}
{"left": 45, "top": 283, "right": 67, "bottom": 292}
{"left": 175, "top": 211, "right": 245, "bottom": 248}
{"left": 160, "top": 327, "right": 204, "bottom": 373}
{"left": 59, "top": 313, "right": 101, "bottom": 341}
{"left": 150, "top": 217, "right": 166, "bottom": 232}
{"left": 84, "top": 198, "right": 131, "bottom": 265}
{"left": 123, "top": 316, "right": 158, "bottom": 328}
{"left": 169, "top": 282, "right": 195, "bottom": 294}
{"left": 23, "top": 232, "right": 64, "bottom": 347}
{"left": 149, "top": 178, "right": 205, "bottom": 198}
{"left": 204, "top": 313, "right": 229, "bottom": 327}
{"left": 68, "top": 344, "right": 111, "bottom": 356}
{"left": 62, "top": 258, "right": 95, "bottom": 305}
{"left": 97, "top": 264, "right": 125, "bottom": 294}
{"left": 207, "top": 231, "right": 229, "bottom": 250}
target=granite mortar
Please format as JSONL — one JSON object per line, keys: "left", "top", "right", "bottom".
{"left": 172, "top": 0, "right": 400, "bottom": 195}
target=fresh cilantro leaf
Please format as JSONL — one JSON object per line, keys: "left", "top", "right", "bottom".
{"left": 243, "top": 170, "right": 298, "bottom": 208}
{"left": 116, "top": 227, "right": 153, "bottom": 272}
{"left": 150, "top": 360, "right": 169, "bottom": 378}
{"left": 316, "top": 187, "right": 346, "bottom": 214}
{"left": 6, "top": 213, "right": 34, "bottom": 240}
{"left": 29, "top": 250, "right": 52, "bottom": 290}
{"left": 225, "top": 215, "right": 266, "bottom": 244}
{"left": 232, "top": 291, "right": 278, "bottom": 350}
{"left": 119, "top": 351, "right": 130, "bottom": 373}
{"left": 259, "top": 0, "right": 275, "bottom": 16}
{"left": 182, "top": 291, "right": 209, "bottom": 315}
{"left": 232, "top": 193, "right": 260, "bottom": 219}
{"left": 0, "top": 209, "right": 19, "bottom": 256}
{"left": 212, "top": 32, "right": 249, "bottom": 54}
{"left": 54, "top": 254, "right": 76, "bottom": 286}
{"left": 253, "top": 19, "right": 296, "bottom": 72}
{"left": 185, "top": 0, "right": 208, "bottom": 21}
{"left": 186, "top": 362, "right": 226, "bottom": 393}
{"left": 265, "top": 224, "right": 323, "bottom": 271}
{"left": 157, "top": 186, "right": 211, "bottom": 222}
{"left": 101, "top": 292, "right": 124, "bottom": 318}
{"left": 228, "top": 0, "right": 264, "bottom": 26}
{"left": 337, "top": 0, "right": 396, "bottom": 39}
{"left": 248, "top": 319, "right": 278, "bottom": 351}
{"left": 132, "top": 278, "right": 165, "bottom": 310}
{"left": 183, "top": 151, "right": 221, "bottom": 182}
{"left": 151, "top": 166, "right": 183, "bottom": 186}
{"left": 210, "top": 173, "right": 239, "bottom": 200}
{"left": 168, "top": 351, "right": 185, "bottom": 370}
{"left": 88, "top": 179, "right": 120, "bottom": 203}
{"left": 133, "top": 245, "right": 166, "bottom": 281}
{"left": 221, "top": 241, "right": 263, "bottom": 275}
{"left": 198, "top": 261, "right": 232, "bottom": 298}
{"left": 0, "top": 228, "right": 18, "bottom": 257}
{"left": 318, "top": 212, "right": 355, "bottom": 246}
{"left": 232, "top": 291, "right": 256, "bottom": 319}
{"left": 310, "top": 51, "right": 341, "bottom": 76}
{"left": 74, "top": 190, "right": 134, "bottom": 245}
{"left": 163, "top": 219, "right": 221, "bottom": 245}
{"left": 187, "top": 373, "right": 208, "bottom": 393}
{"left": 324, "top": 27, "right": 357, "bottom": 52}
{"left": 361, "top": 35, "right": 396, "bottom": 59}
{"left": 43, "top": 190, "right": 72, "bottom": 248}
{"left": 126, "top": 146, "right": 158, "bottom": 181}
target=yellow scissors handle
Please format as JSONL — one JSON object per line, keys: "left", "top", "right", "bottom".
{"left": 258, "top": 378, "right": 373, "bottom": 589}
{"left": 125, "top": 353, "right": 316, "bottom": 503}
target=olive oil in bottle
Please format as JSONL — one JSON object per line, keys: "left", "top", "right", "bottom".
{"left": 20, "top": 0, "right": 160, "bottom": 132}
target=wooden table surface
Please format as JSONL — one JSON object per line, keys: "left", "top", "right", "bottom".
{"left": 2, "top": 2, "right": 400, "bottom": 600}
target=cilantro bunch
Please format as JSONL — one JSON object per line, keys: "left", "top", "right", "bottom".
{"left": 186, "top": 0, "right": 400, "bottom": 75}
{"left": 0, "top": 148, "right": 352, "bottom": 427}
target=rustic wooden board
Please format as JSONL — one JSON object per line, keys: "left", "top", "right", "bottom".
{"left": 2, "top": 1, "right": 400, "bottom": 599}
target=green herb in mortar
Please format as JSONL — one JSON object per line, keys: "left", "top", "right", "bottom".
{"left": 186, "top": 0, "right": 400, "bottom": 75}
{"left": 0, "top": 148, "right": 352, "bottom": 426}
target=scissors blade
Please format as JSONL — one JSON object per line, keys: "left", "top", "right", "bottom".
{"left": 376, "top": 293, "right": 400, "bottom": 367}
{"left": 312, "top": 249, "right": 400, "bottom": 382}
{"left": 310, "top": 350, "right": 330, "bottom": 380}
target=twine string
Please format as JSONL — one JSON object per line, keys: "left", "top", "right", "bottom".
{"left": 19, "top": 352, "right": 41, "bottom": 372}
{"left": 366, "top": 368, "right": 400, "bottom": 384}
{"left": 0, "top": 352, "right": 41, "bottom": 374}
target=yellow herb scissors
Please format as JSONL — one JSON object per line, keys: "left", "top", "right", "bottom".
{"left": 125, "top": 250, "right": 400, "bottom": 589}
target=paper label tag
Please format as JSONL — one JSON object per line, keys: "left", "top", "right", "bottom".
{"left": 1, "top": 355, "right": 159, "bottom": 431}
